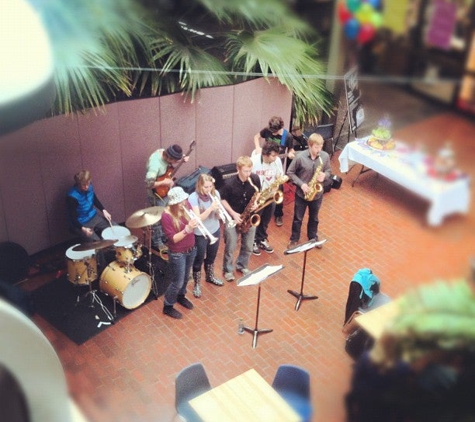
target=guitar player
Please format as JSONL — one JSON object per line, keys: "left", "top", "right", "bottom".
{"left": 145, "top": 144, "right": 190, "bottom": 255}
{"left": 253, "top": 116, "right": 295, "bottom": 227}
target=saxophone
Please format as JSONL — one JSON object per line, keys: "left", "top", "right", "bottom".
{"left": 304, "top": 158, "right": 324, "bottom": 201}
{"left": 237, "top": 177, "right": 260, "bottom": 233}
{"left": 253, "top": 175, "right": 289, "bottom": 214}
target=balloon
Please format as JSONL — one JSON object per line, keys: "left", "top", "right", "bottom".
{"left": 338, "top": 2, "right": 352, "bottom": 24}
{"left": 346, "top": 0, "right": 361, "bottom": 13}
{"left": 370, "top": 11, "right": 383, "bottom": 28}
{"left": 357, "top": 23, "right": 376, "bottom": 44}
{"left": 355, "top": 3, "right": 374, "bottom": 24}
{"left": 344, "top": 18, "right": 360, "bottom": 40}
{"left": 365, "top": 0, "right": 381, "bottom": 9}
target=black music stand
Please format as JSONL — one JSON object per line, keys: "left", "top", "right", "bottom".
{"left": 237, "top": 264, "right": 283, "bottom": 349}
{"left": 284, "top": 239, "right": 327, "bottom": 311}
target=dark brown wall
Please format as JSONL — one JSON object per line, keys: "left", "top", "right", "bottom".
{"left": 0, "top": 78, "right": 292, "bottom": 254}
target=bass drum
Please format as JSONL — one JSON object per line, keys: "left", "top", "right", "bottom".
{"left": 99, "top": 261, "right": 151, "bottom": 309}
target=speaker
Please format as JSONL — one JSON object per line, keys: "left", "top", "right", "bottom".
{"left": 0, "top": 242, "right": 30, "bottom": 284}
{"left": 211, "top": 163, "right": 237, "bottom": 190}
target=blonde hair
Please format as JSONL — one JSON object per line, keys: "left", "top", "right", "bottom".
{"left": 165, "top": 203, "right": 186, "bottom": 231}
{"left": 195, "top": 174, "right": 216, "bottom": 196}
{"left": 74, "top": 170, "right": 91, "bottom": 185}
{"left": 236, "top": 156, "right": 252, "bottom": 168}
{"left": 308, "top": 133, "right": 324, "bottom": 147}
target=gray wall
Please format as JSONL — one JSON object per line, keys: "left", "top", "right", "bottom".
{"left": 0, "top": 78, "right": 292, "bottom": 254}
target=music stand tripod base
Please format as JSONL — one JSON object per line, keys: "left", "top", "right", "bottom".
{"left": 287, "top": 289, "right": 318, "bottom": 311}
{"left": 242, "top": 325, "right": 273, "bottom": 349}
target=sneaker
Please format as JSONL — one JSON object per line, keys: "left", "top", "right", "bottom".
{"left": 252, "top": 243, "right": 261, "bottom": 256}
{"left": 224, "top": 272, "right": 235, "bottom": 282}
{"left": 163, "top": 306, "right": 183, "bottom": 319}
{"left": 177, "top": 296, "right": 194, "bottom": 310}
{"left": 287, "top": 240, "right": 298, "bottom": 249}
{"left": 259, "top": 240, "right": 274, "bottom": 253}
{"left": 275, "top": 216, "right": 283, "bottom": 227}
{"left": 238, "top": 268, "right": 250, "bottom": 275}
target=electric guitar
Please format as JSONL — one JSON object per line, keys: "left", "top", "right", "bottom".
{"left": 154, "top": 140, "right": 196, "bottom": 199}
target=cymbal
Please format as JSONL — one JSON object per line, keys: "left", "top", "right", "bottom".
{"left": 72, "top": 239, "right": 117, "bottom": 252}
{"left": 126, "top": 206, "right": 165, "bottom": 229}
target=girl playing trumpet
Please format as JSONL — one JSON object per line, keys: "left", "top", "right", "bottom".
{"left": 161, "top": 187, "right": 198, "bottom": 319}
{"left": 188, "top": 174, "right": 224, "bottom": 298}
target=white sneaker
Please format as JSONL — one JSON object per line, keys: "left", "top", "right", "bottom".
{"left": 252, "top": 243, "right": 261, "bottom": 256}
{"left": 259, "top": 240, "right": 274, "bottom": 253}
{"left": 224, "top": 272, "right": 235, "bottom": 282}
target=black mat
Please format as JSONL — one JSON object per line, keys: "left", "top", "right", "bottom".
{"left": 32, "top": 253, "right": 169, "bottom": 345}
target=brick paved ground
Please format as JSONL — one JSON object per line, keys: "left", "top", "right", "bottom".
{"left": 27, "top": 111, "right": 475, "bottom": 422}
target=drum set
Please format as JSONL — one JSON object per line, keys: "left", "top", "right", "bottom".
{"left": 65, "top": 206, "right": 165, "bottom": 319}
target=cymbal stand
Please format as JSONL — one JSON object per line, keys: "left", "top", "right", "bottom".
{"left": 75, "top": 258, "right": 114, "bottom": 322}
{"left": 144, "top": 225, "right": 159, "bottom": 299}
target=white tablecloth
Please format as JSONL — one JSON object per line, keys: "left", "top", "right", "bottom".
{"left": 339, "top": 138, "right": 471, "bottom": 226}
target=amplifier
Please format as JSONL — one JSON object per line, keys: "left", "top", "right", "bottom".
{"left": 211, "top": 163, "right": 237, "bottom": 189}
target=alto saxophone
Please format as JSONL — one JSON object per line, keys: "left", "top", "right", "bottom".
{"left": 304, "top": 158, "right": 324, "bottom": 201}
{"left": 237, "top": 177, "right": 260, "bottom": 233}
{"left": 253, "top": 175, "right": 289, "bottom": 214}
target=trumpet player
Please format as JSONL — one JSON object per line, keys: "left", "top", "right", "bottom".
{"left": 219, "top": 156, "right": 261, "bottom": 282}
{"left": 251, "top": 142, "right": 283, "bottom": 255}
{"left": 188, "top": 174, "right": 224, "bottom": 298}
{"left": 161, "top": 187, "right": 199, "bottom": 319}
{"left": 287, "top": 133, "right": 331, "bottom": 249}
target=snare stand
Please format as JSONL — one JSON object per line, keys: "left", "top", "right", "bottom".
{"left": 75, "top": 257, "right": 115, "bottom": 323}
{"left": 284, "top": 239, "right": 327, "bottom": 311}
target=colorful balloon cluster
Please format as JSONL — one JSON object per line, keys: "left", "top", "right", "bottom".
{"left": 338, "top": 0, "right": 383, "bottom": 45}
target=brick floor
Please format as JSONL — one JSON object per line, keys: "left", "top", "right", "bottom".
{"left": 26, "top": 112, "right": 475, "bottom": 422}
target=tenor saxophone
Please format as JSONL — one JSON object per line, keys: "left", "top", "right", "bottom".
{"left": 253, "top": 175, "right": 289, "bottom": 214}
{"left": 237, "top": 177, "right": 260, "bottom": 233}
{"left": 304, "top": 159, "right": 324, "bottom": 201}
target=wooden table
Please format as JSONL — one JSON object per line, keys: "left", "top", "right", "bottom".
{"left": 188, "top": 368, "right": 302, "bottom": 422}
{"left": 355, "top": 300, "right": 400, "bottom": 339}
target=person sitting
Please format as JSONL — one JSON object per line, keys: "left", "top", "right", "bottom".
{"left": 342, "top": 268, "right": 391, "bottom": 360}
{"left": 66, "top": 169, "right": 116, "bottom": 242}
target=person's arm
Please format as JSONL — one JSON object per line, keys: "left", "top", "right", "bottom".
{"left": 92, "top": 194, "right": 112, "bottom": 221}
{"left": 253, "top": 132, "right": 262, "bottom": 151}
{"left": 285, "top": 132, "right": 296, "bottom": 159}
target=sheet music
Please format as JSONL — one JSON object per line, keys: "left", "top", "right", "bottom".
{"left": 238, "top": 264, "right": 283, "bottom": 286}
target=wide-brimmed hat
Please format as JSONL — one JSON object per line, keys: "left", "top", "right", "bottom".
{"left": 168, "top": 187, "right": 189, "bottom": 205}
{"left": 166, "top": 144, "right": 183, "bottom": 160}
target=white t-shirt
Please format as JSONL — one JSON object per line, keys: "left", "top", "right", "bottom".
{"left": 251, "top": 150, "right": 284, "bottom": 191}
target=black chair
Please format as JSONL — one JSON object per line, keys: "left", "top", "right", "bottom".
{"left": 175, "top": 362, "right": 211, "bottom": 422}
{"left": 272, "top": 364, "right": 313, "bottom": 422}
{"left": 303, "top": 123, "right": 336, "bottom": 155}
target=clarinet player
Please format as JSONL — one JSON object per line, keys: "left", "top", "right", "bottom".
{"left": 286, "top": 133, "right": 331, "bottom": 249}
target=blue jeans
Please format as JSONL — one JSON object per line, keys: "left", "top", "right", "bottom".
{"left": 193, "top": 229, "right": 221, "bottom": 272}
{"left": 290, "top": 194, "right": 323, "bottom": 243}
{"left": 223, "top": 226, "right": 256, "bottom": 273}
{"left": 164, "top": 247, "right": 197, "bottom": 306}
{"left": 148, "top": 195, "right": 168, "bottom": 248}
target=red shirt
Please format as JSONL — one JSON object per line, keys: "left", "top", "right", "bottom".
{"left": 161, "top": 204, "right": 195, "bottom": 253}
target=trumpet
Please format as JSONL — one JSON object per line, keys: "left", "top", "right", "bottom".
{"left": 211, "top": 194, "right": 236, "bottom": 228}
{"left": 181, "top": 206, "right": 218, "bottom": 244}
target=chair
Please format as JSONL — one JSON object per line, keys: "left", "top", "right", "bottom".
{"left": 304, "top": 123, "right": 335, "bottom": 155}
{"left": 175, "top": 362, "right": 211, "bottom": 422}
{"left": 272, "top": 364, "right": 313, "bottom": 422}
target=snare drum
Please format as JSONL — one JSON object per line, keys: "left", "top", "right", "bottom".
{"left": 114, "top": 235, "right": 143, "bottom": 265}
{"left": 102, "top": 226, "right": 131, "bottom": 241}
{"left": 99, "top": 261, "right": 151, "bottom": 309}
{"left": 65, "top": 245, "right": 97, "bottom": 285}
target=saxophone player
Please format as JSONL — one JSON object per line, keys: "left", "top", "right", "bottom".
{"left": 286, "top": 133, "right": 331, "bottom": 249}
{"left": 219, "top": 156, "right": 261, "bottom": 282}
{"left": 250, "top": 142, "right": 283, "bottom": 256}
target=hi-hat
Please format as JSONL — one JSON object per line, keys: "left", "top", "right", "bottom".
{"left": 72, "top": 239, "right": 117, "bottom": 252}
{"left": 126, "top": 206, "right": 165, "bottom": 229}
